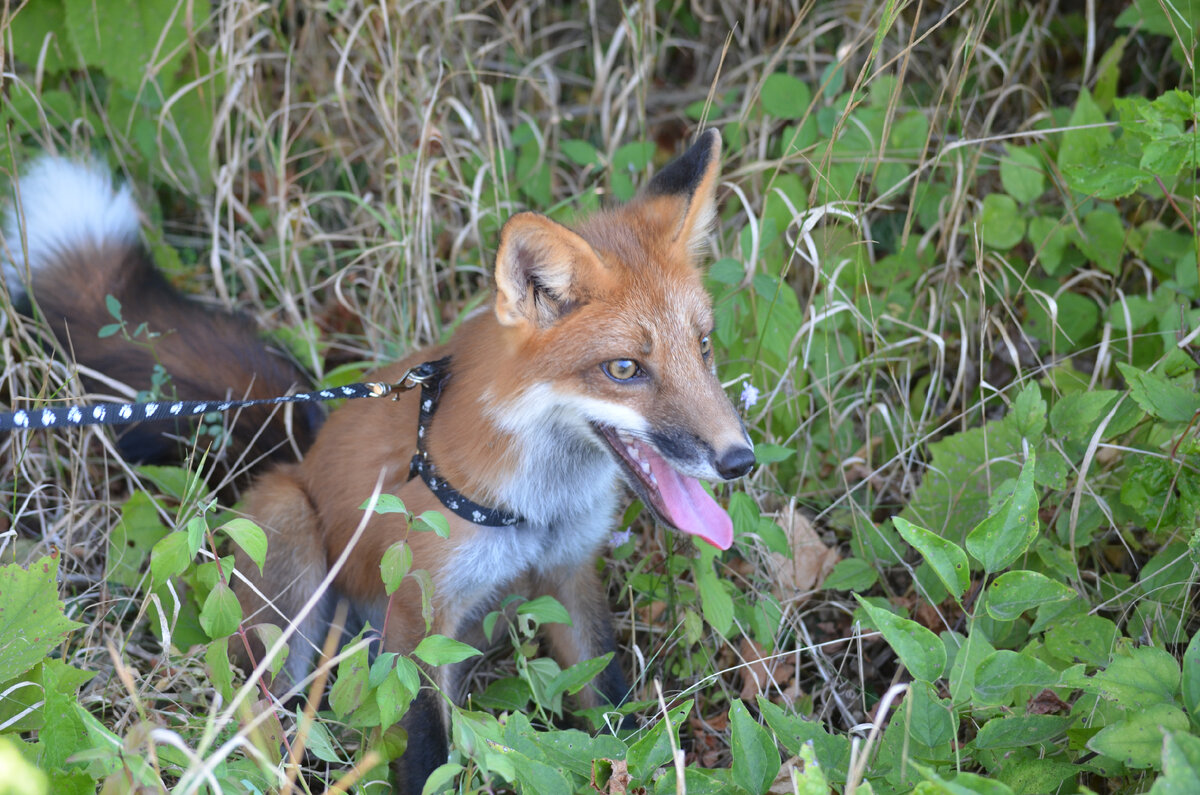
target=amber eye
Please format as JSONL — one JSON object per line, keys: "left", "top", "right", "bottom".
{"left": 700, "top": 334, "right": 713, "bottom": 358}
{"left": 603, "top": 359, "right": 641, "bottom": 381}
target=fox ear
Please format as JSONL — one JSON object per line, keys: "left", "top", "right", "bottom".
{"left": 644, "top": 128, "right": 722, "bottom": 256}
{"left": 493, "top": 212, "right": 607, "bottom": 328}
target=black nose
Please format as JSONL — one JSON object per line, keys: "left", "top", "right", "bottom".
{"left": 716, "top": 446, "right": 756, "bottom": 479}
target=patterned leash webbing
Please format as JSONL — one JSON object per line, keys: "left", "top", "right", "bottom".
{"left": 0, "top": 381, "right": 394, "bottom": 432}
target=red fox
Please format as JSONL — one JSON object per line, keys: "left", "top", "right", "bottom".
{"left": 4, "top": 129, "right": 754, "bottom": 790}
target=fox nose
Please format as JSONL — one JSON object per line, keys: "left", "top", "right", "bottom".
{"left": 716, "top": 446, "right": 756, "bottom": 480}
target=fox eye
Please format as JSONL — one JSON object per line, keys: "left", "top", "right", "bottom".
{"left": 603, "top": 359, "right": 641, "bottom": 382}
{"left": 700, "top": 334, "right": 713, "bottom": 359}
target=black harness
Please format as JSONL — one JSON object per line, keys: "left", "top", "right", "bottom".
{"left": 403, "top": 358, "right": 523, "bottom": 527}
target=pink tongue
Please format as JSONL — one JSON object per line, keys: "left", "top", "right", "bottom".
{"left": 640, "top": 443, "right": 733, "bottom": 550}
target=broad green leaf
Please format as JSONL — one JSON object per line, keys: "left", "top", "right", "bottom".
{"left": 753, "top": 443, "right": 795, "bottom": 464}
{"left": 948, "top": 630, "right": 996, "bottom": 706}
{"left": 979, "top": 193, "right": 1024, "bottom": 250}
{"left": 1094, "top": 645, "right": 1180, "bottom": 709}
{"left": 893, "top": 517, "right": 969, "bottom": 602}
{"left": 329, "top": 637, "right": 370, "bottom": 719}
{"left": 547, "top": 653, "right": 612, "bottom": 703}
{"left": 985, "top": 570, "right": 1075, "bottom": 620}
{"left": 150, "top": 532, "right": 192, "bottom": 586}
{"left": 913, "top": 764, "right": 1016, "bottom": 795}
{"left": 855, "top": 597, "right": 946, "bottom": 682}
{"left": 1058, "top": 88, "right": 1112, "bottom": 176}
{"left": 361, "top": 494, "right": 407, "bottom": 515}
{"left": 730, "top": 699, "right": 779, "bottom": 795}
{"left": 905, "top": 680, "right": 954, "bottom": 748}
{"left": 1028, "top": 215, "right": 1073, "bottom": 275}
{"left": 106, "top": 492, "right": 168, "bottom": 588}
{"left": 1117, "top": 362, "right": 1200, "bottom": 423}
{"left": 475, "top": 677, "right": 533, "bottom": 711}
{"left": 302, "top": 714, "right": 346, "bottom": 763}
{"left": 1182, "top": 633, "right": 1200, "bottom": 721}
{"left": 220, "top": 518, "right": 267, "bottom": 576}
{"left": 966, "top": 454, "right": 1040, "bottom": 573}
{"left": 412, "top": 634, "right": 481, "bottom": 666}
{"left": 999, "top": 146, "right": 1045, "bottom": 203}
{"left": 757, "top": 697, "right": 850, "bottom": 777}
{"left": 1088, "top": 703, "right": 1189, "bottom": 769}
{"left": 1044, "top": 614, "right": 1119, "bottom": 668}
{"left": 413, "top": 510, "right": 450, "bottom": 538}
{"left": 0, "top": 558, "right": 84, "bottom": 682}
{"left": 1010, "top": 382, "right": 1047, "bottom": 441}
{"left": 1150, "top": 731, "right": 1200, "bottom": 795}
{"left": 376, "top": 664, "right": 415, "bottom": 728}
{"left": 1079, "top": 209, "right": 1125, "bottom": 274}
{"left": 760, "top": 73, "right": 812, "bottom": 119}
{"left": 695, "top": 547, "right": 734, "bottom": 637}
{"left": 380, "top": 541, "right": 412, "bottom": 595}
{"left": 205, "top": 639, "right": 234, "bottom": 702}
{"left": 822, "top": 557, "right": 878, "bottom": 591}
{"left": 198, "top": 582, "right": 242, "bottom": 640}
{"left": 560, "top": 139, "right": 599, "bottom": 167}
{"left": 973, "top": 650, "right": 1059, "bottom": 705}
{"left": 516, "top": 595, "right": 572, "bottom": 627}
{"left": 627, "top": 701, "right": 691, "bottom": 782}
{"left": 973, "top": 714, "right": 1073, "bottom": 749}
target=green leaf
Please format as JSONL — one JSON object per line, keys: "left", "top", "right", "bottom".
{"left": 760, "top": 73, "right": 812, "bottom": 119}
{"left": 999, "top": 146, "right": 1045, "bottom": 203}
{"left": 104, "top": 293, "right": 122, "bottom": 320}
{"left": 1182, "top": 633, "right": 1200, "bottom": 721}
{"left": 821, "top": 557, "right": 878, "bottom": 591}
{"left": 695, "top": 547, "right": 733, "bottom": 637}
{"left": 1088, "top": 703, "right": 1189, "bottom": 769}
{"left": 1078, "top": 209, "right": 1126, "bottom": 274}
{"left": 974, "top": 715, "right": 1074, "bottom": 749}
{"left": 985, "top": 570, "right": 1075, "bottom": 621}
{"left": 905, "top": 680, "right": 954, "bottom": 748}
{"left": 205, "top": 639, "right": 234, "bottom": 702}
{"left": 730, "top": 699, "right": 779, "bottom": 795}
{"left": 1010, "top": 382, "right": 1047, "bottom": 441}
{"left": 106, "top": 492, "right": 169, "bottom": 588}
{"left": 855, "top": 596, "right": 946, "bottom": 682}
{"left": 1151, "top": 731, "right": 1200, "bottom": 795}
{"left": 0, "top": 557, "right": 84, "bottom": 682}
{"left": 627, "top": 701, "right": 691, "bottom": 782}
{"left": 979, "top": 193, "right": 1025, "bottom": 250}
{"left": 1058, "top": 88, "right": 1112, "bottom": 175}
{"left": 756, "top": 697, "right": 850, "bottom": 777}
{"left": 547, "top": 653, "right": 612, "bottom": 703}
{"left": 560, "top": 139, "right": 599, "bottom": 167}
{"left": 1117, "top": 362, "right": 1200, "bottom": 423}
{"left": 150, "top": 532, "right": 192, "bottom": 586}
{"left": 972, "top": 650, "right": 1059, "bottom": 705}
{"left": 1094, "top": 645, "right": 1180, "bottom": 709}
{"left": 1028, "top": 215, "right": 1073, "bottom": 275}
{"left": 516, "top": 595, "right": 572, "bottom": 627}
{"left": 97, "top": 323, "right": 122, "bottom": 338}
{"left": 220, "top": 518, "right": 267, "bottom": 576}
{"left": 413, "top": 510, "right": 450, "bottom": 538}
{"left": 412, "top": 634, "right": 481, "bottom": 666}
{"left": 361, "top": 493, "right": 407, "bottom": 515}
{"left": 380, "top": 541, "right": 412, "bottom": 595}
{"left": 966, "top": 453, "right": 1040, "bottom": 573}
{"left": 329, "top": 637, "right": 370, "bottom": 719}
{"left": 753, "top": 443, "right": 795, "bottom": 464}
{"left": 893, "top": 517, "right": 969, "bottom": 603}
{"left": 1044, "top": 614, "right": 1118, "bottom": 668}
{"left": 199, "top": 581, "right": 242, "bottom": 640}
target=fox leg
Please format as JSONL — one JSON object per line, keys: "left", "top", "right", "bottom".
{"left": 535, "top": 563, "right": 630, "bottom": 714}
{"left": 231, "top": 465, "right": 336, "bottom": 694}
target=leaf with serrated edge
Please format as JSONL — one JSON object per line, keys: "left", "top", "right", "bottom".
{"left": 0, "top": 557, "right": 84, "bottom": 682}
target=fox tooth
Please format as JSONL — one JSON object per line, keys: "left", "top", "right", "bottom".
{"left": 640, "top": 460, "right": 651, "bottom": 475}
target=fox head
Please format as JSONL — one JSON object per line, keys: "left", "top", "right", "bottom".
{"left": 488, "top": 129, "right": 755, "bottom": 549}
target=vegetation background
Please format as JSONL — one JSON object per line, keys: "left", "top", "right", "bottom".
{"left": 1, "top": 0, "right": 1199, "bottom": 792}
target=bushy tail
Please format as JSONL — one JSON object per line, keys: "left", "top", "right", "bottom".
{"left": 3, "top": 157, "right": 319, "bottom": 467}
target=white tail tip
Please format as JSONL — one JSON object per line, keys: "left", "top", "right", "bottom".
{"left": 4, "top": 156, "right": 140, "bottom": 299}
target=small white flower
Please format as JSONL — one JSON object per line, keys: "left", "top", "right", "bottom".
{"left": 740, "top": 381, "right": 760, "bottom": 411}
{"left": 610, "top": 528, "right": 634, "bottom": 547}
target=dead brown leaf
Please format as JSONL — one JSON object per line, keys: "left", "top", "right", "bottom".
{"left": 765, "top": 506, "right": 839, "bottom": 604}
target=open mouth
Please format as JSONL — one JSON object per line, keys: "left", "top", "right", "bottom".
{"left": 591, "top": 423, "right": 733, "bottom": 550}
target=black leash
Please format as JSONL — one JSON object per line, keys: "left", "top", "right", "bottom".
{"left": 1, "top": 358, "right": 525, "bottom": 528}
{"left": 0, "top": 381, "right": 393, "bottom": 432}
